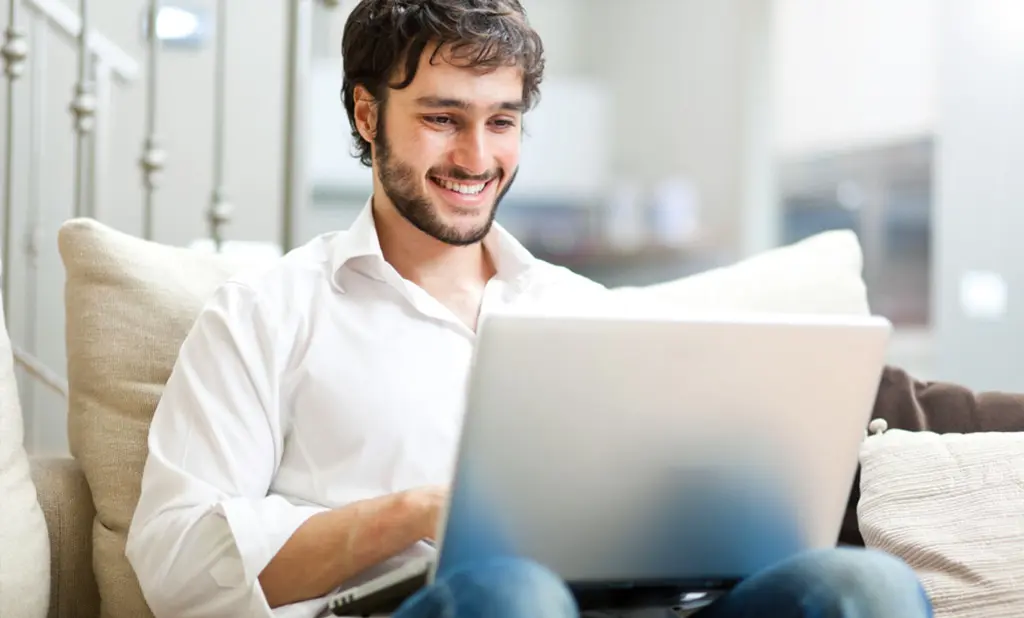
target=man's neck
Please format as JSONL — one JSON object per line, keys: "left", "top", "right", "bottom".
{"left": 372, "top": 197, "right": 495, "bottom": 290}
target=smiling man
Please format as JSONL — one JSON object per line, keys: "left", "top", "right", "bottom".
{"left": 340, "top": 3, "right": 545, "bottom": 331}
{"left": 124, "top": 1, "right": 933, "bottom": 618}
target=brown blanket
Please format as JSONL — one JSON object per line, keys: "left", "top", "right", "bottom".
{"left": 839, "top": 365, "right": 1024, "bottom": 546}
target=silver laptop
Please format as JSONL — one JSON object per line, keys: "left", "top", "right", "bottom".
{"left": 329, "top": 309, "right": 892, "bottom": 616}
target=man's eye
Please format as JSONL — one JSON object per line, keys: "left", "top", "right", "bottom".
{"left": 425, "top": 116, "right": 452, "bottom": 126}
{"left": 492, "top": 119, "right": 517, "bottom": 128}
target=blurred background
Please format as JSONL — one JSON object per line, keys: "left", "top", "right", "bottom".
{"left": 2, "top": 0, "right": 1023, "bottom": 454}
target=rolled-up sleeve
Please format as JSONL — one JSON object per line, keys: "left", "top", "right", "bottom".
{"left": 126, "top": 281, "right": 328, "bottom": 618}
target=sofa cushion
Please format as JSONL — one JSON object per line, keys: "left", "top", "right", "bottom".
{"left": 58, "top": 219, "right": 254, "bottom": 618}
{"left": 612, "top": 229, "right": 870, "bottom": 315}
{"left": 859, "top": 428, "right": 1024, "bottom": 617}
{"left": 30, "top": 456, "right": 99, "bottom": 618}
{"left": 0, "top": 285, "right": 51, "bottom": 618}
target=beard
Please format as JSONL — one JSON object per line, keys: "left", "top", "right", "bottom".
{"left": 372, "top": 113, "right": 517, "bottom": 247}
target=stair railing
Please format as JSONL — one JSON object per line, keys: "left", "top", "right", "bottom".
{"left": 3, "top": 0, "right": 342, "bottom": 450}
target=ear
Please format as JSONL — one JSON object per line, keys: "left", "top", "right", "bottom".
{"left": 353, "top": 85, "right": 379, "bottom": 143}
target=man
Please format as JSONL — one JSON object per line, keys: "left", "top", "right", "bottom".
{"left": 125, "top": 1, "right": 933, "bottom": 617}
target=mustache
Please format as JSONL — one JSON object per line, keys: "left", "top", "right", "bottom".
{"left": 429, "top": 167, "right": 501, "bottom": 183}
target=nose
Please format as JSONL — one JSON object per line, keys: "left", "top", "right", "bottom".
{"left": 451, "top": 124, "right": 491, "bottom": 177}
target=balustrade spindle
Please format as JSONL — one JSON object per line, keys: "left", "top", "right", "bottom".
{"left": 140, "top": 0, "right": 164, "bottom": 240}
{"left": 280, "top": 0, "right": 315, "bottom": 254}
{"left": 22, "top": 13, "right": 49, "bottom": 435}
{"left": 1, "top": 0, "right": 27, "bottom": 313}
{"left": 70, "top": 0, "right": 96, "bottom": 218}
{"left": 89, "top": 62, "right": 111, "bottom": 220}
{"left": 207, "top": 0, "right": 231, "bottom": 250}
{"left": 276, "top": 0, "right": 341, "bottom": 254}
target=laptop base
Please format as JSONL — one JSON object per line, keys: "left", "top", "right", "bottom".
{"left": 327, "top": 560, "right": 431, "bottom": 617}
{"left": 571, "top": 579, "right": 737, "bottom": 613}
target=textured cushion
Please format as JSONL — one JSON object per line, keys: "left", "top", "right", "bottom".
{"left": 841, "top": 367, "right": 1024, "bottom": 547}
{"left": 0, "top": 285, "right": 51, "bottom": 618}
{"left": 859, "top": 428, "right": 1024, "bottom": 617}
{"left": 30, "top": 456, "right": 99, "bottom": 618}
{"left": 58, "top": 219, "right": 255, "bottom": 618}
{"left": 616, "top": 229, "right": 870, "bottom": 315}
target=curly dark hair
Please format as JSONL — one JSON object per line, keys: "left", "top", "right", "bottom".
{"left": 341, "top": 0, "right": 545, "bottom": 167}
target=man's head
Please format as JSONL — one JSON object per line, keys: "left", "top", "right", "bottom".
{"left": 341, "top": 0, "right": 544, "bottom": 246}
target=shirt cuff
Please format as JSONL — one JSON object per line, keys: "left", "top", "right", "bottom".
{"left": 216, "top": 495, "right": 329, "bottom": 588}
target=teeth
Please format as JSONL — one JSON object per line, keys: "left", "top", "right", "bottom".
{"left": 435, "top": 178, "right": 486, "bottom": 195}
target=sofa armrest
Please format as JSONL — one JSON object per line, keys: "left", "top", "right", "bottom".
{"left": 30, "top": 456, "right": 100, "bottom": 618}
{"left": 839, "top": 365, "right": 1024, "bottom": 547}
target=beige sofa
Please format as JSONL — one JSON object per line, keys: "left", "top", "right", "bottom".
{"left": 4, "top": 217, "right": 1023, "bottom": 618}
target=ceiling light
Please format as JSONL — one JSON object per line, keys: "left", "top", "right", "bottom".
{"left": 157, "top": 7, "right": 200, "bottom": 41}
{"left": 142, "top": 4, "right": 209, "bottom": 47}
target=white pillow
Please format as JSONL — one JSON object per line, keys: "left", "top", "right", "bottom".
{"left": 615, "top": 229, "right": 870, "bottom": 315}
{"left": 0, "top": 282, "right": 50, "bottom": 618}
{"left": 859, "top": 428, "right": 1024, "bottom": 618}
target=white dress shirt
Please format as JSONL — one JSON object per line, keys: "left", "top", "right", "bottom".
{"left": 125, "top": 199, "right": 608, "bottom": 618}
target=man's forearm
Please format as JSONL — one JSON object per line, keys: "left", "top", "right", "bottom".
{"left": 259, "top": 491, "right": 428, "bottom": 609}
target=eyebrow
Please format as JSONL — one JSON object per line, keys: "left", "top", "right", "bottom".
{"left": 414, "top": 96, "right": 525, "bottom": 113}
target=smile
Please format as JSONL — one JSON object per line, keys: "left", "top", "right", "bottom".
{"left": 430, "top": 176, "right": 491, "bottom": 196}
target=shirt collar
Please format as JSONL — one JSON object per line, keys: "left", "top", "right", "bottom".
{"left": 331, "top": 197, "right": 538, "bottom": 285}
{"left": 330, "top": 198, "right": 384, "bottom": 270}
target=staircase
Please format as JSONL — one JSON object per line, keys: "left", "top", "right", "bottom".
{"left": 1, "top": 0, "right": 342, "bottom": 454}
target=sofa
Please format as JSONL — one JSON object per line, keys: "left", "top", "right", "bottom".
{"left": 3, "top": 218, "right": 1024, "bottom": 618}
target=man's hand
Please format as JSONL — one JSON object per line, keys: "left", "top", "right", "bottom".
{"left": 399, "top": 485, "right": 449, "bottom": 541}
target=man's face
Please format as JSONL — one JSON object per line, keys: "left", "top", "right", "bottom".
{"left": 371, "top": 46, "right": 525, "bottom": 246}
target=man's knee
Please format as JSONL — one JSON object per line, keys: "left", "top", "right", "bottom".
{"left": 802, "top": 547, "right": 920, "bottom": 589}
{"left": 782, "top": 547, "right": 932, "bottom": 615}
{"left": 413, "top": 558, "right": 578, "bottom": 618}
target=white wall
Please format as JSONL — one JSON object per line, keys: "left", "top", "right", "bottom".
{"left": 932, "top": 0, "right": 1024, "bottom": 391}
{"left": 579, "top": 0, "right": 772, "bottom": 253}
{"left": 772, "top": 0, "right": 938, "bottom": 157}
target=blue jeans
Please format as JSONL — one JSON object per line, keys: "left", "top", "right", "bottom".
{"left": 392, "top": 547, "right": 933, "bottom": 618}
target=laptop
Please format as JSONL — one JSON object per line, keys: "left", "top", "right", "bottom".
{"left": 328, "top": 308, "right": 892, "bottom": 616}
